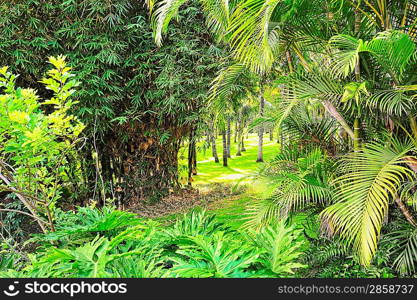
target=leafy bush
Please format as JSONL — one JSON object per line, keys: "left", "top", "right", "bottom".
{"left": 30, "top": 206, "right": 143, "bottom": 247}
{"left": 248, "top": 221, "right": 307, "bottom": 277}
{"left": 0, "top": 56, "right": 84, "bottom": 233}
{"left": 2, "top": 208, "right": 308, "bottom": 278}
{"left": 26, "top": 226, "right": 145, "bottom": 278}
{"left": 246, "top": 146, "right": 334, "bottom": 228}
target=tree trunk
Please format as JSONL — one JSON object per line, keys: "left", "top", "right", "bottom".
{"left": 257, "top": 93, "right": 265, "bottom": 163}
{"left": 234, "top": 122, "right": 238, "bottom": 143}
{"left": 395, "top": 197, "right": 417, "bottom": 227}
{"left": 187, "top": 129, "right": 196, "bottom": 185}
{"left": 105, "top": 122, "right": 182, "bottom": 203}
{"left": 211, "top": 130, "right": 219, "bottom": 163}
{"left": 353, "top": 118, "right": 361, "bottom": 152}
{"left": 241, "top": 136, "right": 246, "bottom": 152}
{"left": 192, "top": 141, "right": 197, "bottom": 176}
{"left": 236, "top": 117, "right": 243, "bottom": 156}
{"left": 222, "top": 130, "right": 228, "bottom": 167}
{"left": 226, "top": 117, "right": 231, "bottom": 158}
{"left": 269, "top": 129, "right": 273, "bottom": 141}
{"left": 353, "top": 8, "right": 362, "bottom": 152}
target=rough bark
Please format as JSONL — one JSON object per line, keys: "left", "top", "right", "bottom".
{"left": 104, "top": 121, "right": 183, "bottom": 203}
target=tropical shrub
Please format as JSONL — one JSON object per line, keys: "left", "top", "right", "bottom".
{"left": 0, "top": 56, "right": 84, "bottom": 233}
{"left": 246, "top": 146, "right": 334, "bottom": 228}
{"left": 247, "top": 220, "right": 307, "bottom": 277}
{"left": 0, "top": 208, "right": 308, "bottom": 278}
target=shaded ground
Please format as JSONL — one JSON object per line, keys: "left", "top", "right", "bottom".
{"left": 133, "top": 134, "right": 280, "bottom": 229}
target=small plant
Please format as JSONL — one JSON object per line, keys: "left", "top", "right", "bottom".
{"left": 30, "top": 206, "right": 144, "bottom": 247}
{"left": 169, "top": 231, "right": 258, "bottom": 278}
{"left": 24, "top": 226, "right": 145, "bottom": 278}
{"left": 0, "top": 56, "right": 85, "bottom": 233}
{"left": 248, "top": 220, "right": 307, "bottom": 277}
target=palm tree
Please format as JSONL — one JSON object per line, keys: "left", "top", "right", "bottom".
{"left": 150, "top": 0, "right": 417, "bottom": 269}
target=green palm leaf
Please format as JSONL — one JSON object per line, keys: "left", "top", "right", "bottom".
{"left": 321, "top": 139, "right": 416, "bottom": 266}
{"left": 385, "top": 224, "right": 417, "bottom": 275}
{"left": 228, "top": 0, "right": 283, "bottom": 73}
{"left": 152, "top": 0, "right": 231, "bottom": 46}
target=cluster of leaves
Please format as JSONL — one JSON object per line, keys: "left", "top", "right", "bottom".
{"left": 246, "top": 146, "right": 334, "bottom": 228}
{"left": 0, "top": 207, "right": 307, "bottom": 278}
{"left": 0, "top": 0, "right": 224, "bottom": 201}
{"left": 0, "top": 56, "right": 85, "bottom": 232}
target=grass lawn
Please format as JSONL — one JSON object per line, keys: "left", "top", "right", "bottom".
{"left": 173, "top": 134, "right": 280, "bottom": 229}
{"left": 164, "top": 134, "right": 315, "bottom": 233}
{"left": 179, "top": 133, "right": 280, "bottom": 185}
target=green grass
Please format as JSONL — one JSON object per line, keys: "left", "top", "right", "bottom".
{"left": 179, "top": 134, "right": 279, "bottom": 185}
{"left": 165, "top": 136, "right": 317, "bottom": 234}
{"left": 175, "top": 134, "right": 280, "bottom": 229}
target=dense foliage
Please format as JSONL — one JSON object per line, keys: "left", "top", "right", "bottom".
{"left": 0, "top": 208, "right": 306, "bottom": 278}
{"left": 0, "top": 0, "right": 222, "bottom": 203}
{"left": 2, "top": 0, "right": 417, "bottom": 279}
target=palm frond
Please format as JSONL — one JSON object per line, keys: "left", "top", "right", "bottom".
{"left": 245, "top": 147, "right": 333, "bottom": 229}
{"left": 365, "top": 89, "right": 414, "bottom": 117}
{"left": 384, "top": 223, "right": 417, "bottom": 275}
{"left": 366, "top": 30, "right": 416, "bottom": 82}
{"left": 321, "top": 139, "right": 416, "bottom": 266}
{"left": 228, "top": 0, "right": 283, "bottom": 74}
{"left": 152, "top": 0, "right": 231, "bottom": 46}
{"left": 328, "top": 34, "right": 367, "bottom": 78}
{"left": 151, "top": 0, "right": 189, "bottom": 46}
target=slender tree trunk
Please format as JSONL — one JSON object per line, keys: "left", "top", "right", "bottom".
{"left": 192, "top": 142, "right": 197, "bottom": 176}
{"left": 234, "top": 122, "right": 238, "bottom": 143}
{"left": 222, "top": 130, "right": 228, "bottom": 167}
{"left": 353, "top": 8, "right": 362, "bottom": 152}
{"left": 395, "top": 197, "right": 417, "bottom": 227}
{"left": 210, "top": 122, "right": 220, "bottom": 163}
{"left": 286, "top": 51, "right": 294, "bottom": 73}
{"left": 187, "top": 130, "right": 196, "bottom": 186}
{"left": 236, "top": 117, "right": 243, "bottom": 156}
{"left": 353, "top": 118, "right": 361, "bottom": 152}
{"left": 211, "top": 135, "right": 219, "bottom": 163}
{"left": 269, "top": 129, "right": 273, "bottom": 141}
{"left": 227, "top": 117, "right": 231, "bottom": 158}
{"left": 257, "top": 93, "right": 265, "bottom": 163}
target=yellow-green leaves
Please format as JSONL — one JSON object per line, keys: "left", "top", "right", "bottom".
{"left": 228, "top": 0, "right": 282, "bottom": 74}
{"left": 8, "top": 111, "right": 30, "bottom": 124}
{"left": 321, "top": 140, "right": 416, "bottom": 266}
{"left": 0, "top": 57, "right": 84, "bottom": 232}
{"left": 329, "top": 35, "right": 368, "bottom": 78}
{"left": 341, "top": 81, "right": 370, "bottom": 117}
